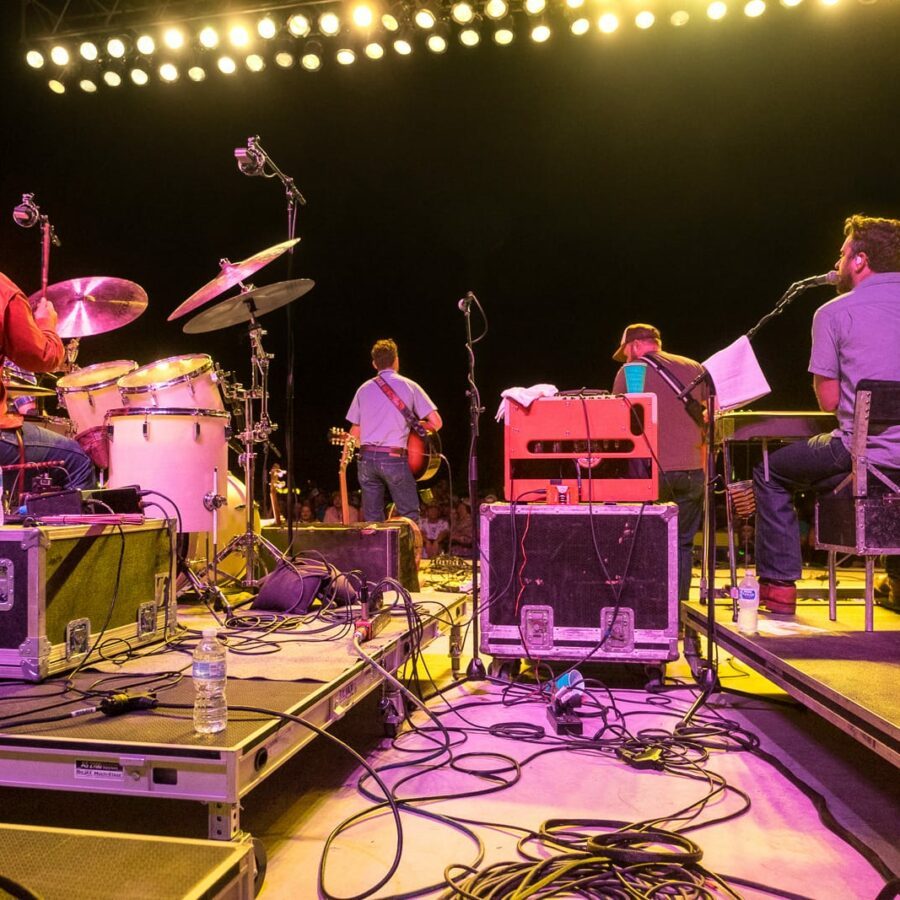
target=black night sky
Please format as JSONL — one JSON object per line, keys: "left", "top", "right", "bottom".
{"left": 1, "top": 1, "right": 898, "bottom": 496}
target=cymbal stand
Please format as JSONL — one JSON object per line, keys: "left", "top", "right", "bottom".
{"left": 64, "top": 338, "right": 80, "bottom": 371}
{"left": 205, "top": 290, "right": 285, "bottom": 588}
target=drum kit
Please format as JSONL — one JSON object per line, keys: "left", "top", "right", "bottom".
{"left": 16, "top": 239, "right": 314, "bottom": 592}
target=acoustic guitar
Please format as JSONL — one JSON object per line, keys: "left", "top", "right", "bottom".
{"left": 268, "top": 464, "right": 286, "bottom": 527}
{"left": 328, "top": 427, "right": 359, "bottom": 524}
{"left": 329, "top": 426, "right": 441, "bottom": 483}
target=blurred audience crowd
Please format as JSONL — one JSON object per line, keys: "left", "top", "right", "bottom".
{"left": 271, "top": 477, "right": 499, "bottom": 559}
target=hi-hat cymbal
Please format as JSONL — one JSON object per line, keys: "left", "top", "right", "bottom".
{"left": 3, "top": 377, "right": 56, "bottom": 398}
{"left": 168, "top": 238, "right": 301, "bottom": 322}
{"left": 29, "top": 277, "right": 148, "bottom": 339}
{"left": 183, "top": 279, "right": 314, "bottom": 334}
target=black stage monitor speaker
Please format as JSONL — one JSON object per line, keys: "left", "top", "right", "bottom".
{"left": 479, "top": 502, "right": 678, "bottom": 663}
{"left": 261, "top": 522, "right": 420, "bottom": 592}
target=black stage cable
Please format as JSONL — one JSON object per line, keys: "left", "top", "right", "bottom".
{"left": 155, "top": 701, "right": 405, "bottom": 900}
{"left": 0, "top": 872, "right": 43, "bottom": 900}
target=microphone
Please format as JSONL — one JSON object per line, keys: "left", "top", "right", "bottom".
{"left": 12, "top": 193, "right": 40, "bottom": 229}
{"left": 458, "top": 290, "right": 476, "bottom": 311}
{"left": 794, "top": 271, "right": 839, "bottom": 288}
{"left": 235, "top": 136, "right": 265, "bottom": 177}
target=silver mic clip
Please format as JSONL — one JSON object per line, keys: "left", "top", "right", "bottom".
{"left": 235, "top": 136, "right": 266, "bottom": 177}
{"left": 12, "top": 193, "right": 40, "bottom": 229}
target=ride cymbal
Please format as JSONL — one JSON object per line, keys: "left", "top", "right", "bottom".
{"left": 183, "top": 279, "right": 314, "bottom": 334}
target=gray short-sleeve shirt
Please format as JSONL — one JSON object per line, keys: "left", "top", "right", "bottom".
{"left": 808, "top": 272, "right": 900, "bottom": 466}
{"left": 346, "top": 369, "right": 437, "bottom": 449}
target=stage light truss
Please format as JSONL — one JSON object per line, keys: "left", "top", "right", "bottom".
{"left": 18, "top": 0, "right": 881, "bottom": 91}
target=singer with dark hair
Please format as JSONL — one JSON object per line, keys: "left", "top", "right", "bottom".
{"left": 611, "top": 323, "right": 706, "bottom": 602}
{"left": 0, "top": 271, "right": 94, "bottom": 495}
{"left": 754, "top": 214, "right": 900, "bottom": 615}
{"left": 345, "top": 338, "right": 441, "bottom": 524}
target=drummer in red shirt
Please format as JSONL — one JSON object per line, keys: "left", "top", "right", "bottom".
{"left": 0, "top": 271, "right": 93, "bottom": 496}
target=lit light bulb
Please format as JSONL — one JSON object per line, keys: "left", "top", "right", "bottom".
{"left": 136, "top": 34, "right": 155, "bottom": 55}
{"left": 199, "top": 27, "right": 220, "bottom": 48}
{"left": 163, "top": 28, "right": 185, "bottom": 50}
{"left": 598, "top": 12, "right": 619, "bottom": 32}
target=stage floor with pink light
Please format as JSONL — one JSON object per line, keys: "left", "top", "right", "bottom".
{"left": 1, "top": 619, "right": 897, "bottom": 899}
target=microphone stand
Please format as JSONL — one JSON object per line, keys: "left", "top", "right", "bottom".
{"left": 745, "top": 279, "right": 811, "bottom": 342}
{"left": 677, "top": 276, "right": 831, "bottom": 727}
{"left": 38, "top": 216, "right": 75, "bottom": 367}
{"left": 461, "top": 292, "right": 487, "bottom": 681}
{"left": 238, "top": 136, "right": 307, "bottom": 544}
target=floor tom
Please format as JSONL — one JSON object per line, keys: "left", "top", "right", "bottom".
{"left": 106, "top": 408, "right": 229, "bottom": 533}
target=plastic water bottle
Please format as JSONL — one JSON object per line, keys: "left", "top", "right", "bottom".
{"left": 737, "top": 570, "right": 760, "bottom": 636}
{"left": 193, "top": 628, "right": 227, "bottom": 734}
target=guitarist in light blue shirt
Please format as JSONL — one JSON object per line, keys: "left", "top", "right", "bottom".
{"left": 346, "top": 338, "right": 442, "bottom": 523}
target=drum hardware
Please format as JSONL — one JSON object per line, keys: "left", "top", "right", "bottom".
{"left": 64, "top": 338, "right": 79, "bottom": 373}
{"left": 180, "top": 282, "right": 314, "bottom": 589}
{"left": 204, "top": 489, "right": 228, "bottom": 513}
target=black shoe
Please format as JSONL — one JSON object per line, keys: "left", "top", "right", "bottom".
{"left": 877, "top": 575, "right": 900, "bottom": 612}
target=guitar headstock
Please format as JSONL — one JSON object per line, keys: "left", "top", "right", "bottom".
{"left": 329, "top": 426, "right": 350, "bottom": 446}
{"left": 328, "top": 426, "right": 358, "bottom": 472}
{"left": 268, "top": 464, "right": 286, "bottom": 526}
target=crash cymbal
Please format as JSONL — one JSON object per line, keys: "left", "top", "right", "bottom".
{"left": 168, "top": 237, "right": 301, "bottom": 322}
{"left": 183, "top": 279, "right": 314, "bottom": 334}
{"left": 29, "top": 277, "right": 148, "bottom": 339}
{"left": 3, "top": 377, "right": 56, "bottom": 398}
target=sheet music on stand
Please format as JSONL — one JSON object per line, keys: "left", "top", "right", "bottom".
{"left": 703, "top": 335, "right": 771, "bottom": 411}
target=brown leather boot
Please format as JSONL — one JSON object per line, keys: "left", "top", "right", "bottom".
{"left": 879, "top": 576, "right": 900, "bottom": 612}
{"left": 760, "top": 581, "right": 796, "bottom": 616}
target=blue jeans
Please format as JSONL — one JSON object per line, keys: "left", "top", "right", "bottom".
{"left": 0, "top": 423, "right": 95, "bottom": 494}
{"left": 753, "top": 434, "right": 852, "bottom": 583}
{"left": 659, "top": 469, "right": 705, "bottom": 600}
{"left": 358, "top": 451, "right": 420, "bottom": 523}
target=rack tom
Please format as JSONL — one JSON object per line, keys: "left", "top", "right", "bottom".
{"left": 117, "top": 354, "right": 223, "bottom": 411}
{"left": 56, "top": 360, "right": 138, "bottom": 433}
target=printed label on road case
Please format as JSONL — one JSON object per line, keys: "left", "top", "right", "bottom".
{"left": 75, "top": 760, "right": 124, "bottom": 781}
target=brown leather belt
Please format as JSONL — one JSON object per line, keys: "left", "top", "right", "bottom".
{"left": 360, "top": 445, "right": 407, "bottom": 457}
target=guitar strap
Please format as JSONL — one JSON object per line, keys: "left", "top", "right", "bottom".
{"left": 374, "top": 375, "right": 428, "bottom": 438}
{"left": 640, "top": 354, "right": 706, "bottom": 427}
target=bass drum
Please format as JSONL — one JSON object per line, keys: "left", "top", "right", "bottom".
{"left": 183, "top": 474, "right": 261, "bottom": 581}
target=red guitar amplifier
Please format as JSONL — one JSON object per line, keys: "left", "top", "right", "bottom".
{"left": 504, "top": 393, "right": 658, "bottom": 502}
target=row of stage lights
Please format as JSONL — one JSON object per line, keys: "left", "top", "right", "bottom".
{"left": 26, "top": 0, "right": 845, "bottom": 92}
